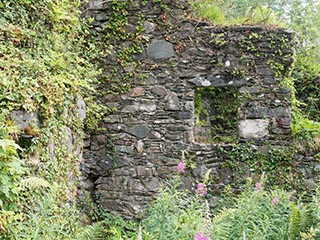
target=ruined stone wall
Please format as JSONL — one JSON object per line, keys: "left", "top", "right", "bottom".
{"left": 81, "top": 1, "right": 319, "bottom": 218}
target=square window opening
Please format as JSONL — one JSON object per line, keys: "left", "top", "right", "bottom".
{"left": 194, "top": 86, "right": 239, "bottom": 144}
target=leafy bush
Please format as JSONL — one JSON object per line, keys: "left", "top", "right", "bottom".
{"left": 78, "top": 206, "right": 140, "bottom": 240}
{"left": 0, "top": 112, "right": 24, "bottom": 207}
{"left": 142, "top": 177, "right": 210, "bottom": 240}
{"left": 0, "top": 0, "right": 103, "bottom": 238}
{"left": 82, "top": 176, "right": 320, "bottom": 240}
{"left": 211, "top": 184, "right": 319, "bottom": 239}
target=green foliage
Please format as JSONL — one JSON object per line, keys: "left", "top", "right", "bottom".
{"left": 0, "top": 0, "right": 105, "bottom": 238}
{"left": 195, "top": 87, "right": 239, "bottom": 143}
{"left": 222, "top": 144, "right": 304, "bottom": 191}
{"left": 211, "top": 184, "right": 319, "bottom": 239}
{"left": 79, "top": 208, "right": 139, "bottom": 240}
{"left": 190, "top": 0, "right": 282, "bottom": 25}
{"left": 0, "top": 112, "right": 24, "bottom": 207}
{"left": 191, "top": 0, "right": 225, "bottom": 23}
{"left": 293, "top": 52, "right": 320, "bottom": 123}
{"left": 142, "top": 177, "right": 210, "bottom": 239}
{"left": 82, "top": 177, "right": 320, "bottom": 240}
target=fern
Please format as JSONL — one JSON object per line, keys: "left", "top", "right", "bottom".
{"left": 289, "top": 202, "right": 301, "bottom": 238}
{"left": 211, "top": 208, "right": 235, "bottom": 239}
{"left": 18, "top": 177, "right": 51, "bottom": 190}
{"left": 77, "top": 221, "right": 106, "bottom": 240}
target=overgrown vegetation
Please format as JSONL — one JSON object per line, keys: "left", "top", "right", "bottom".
{"left": 194, "top": 87, "right": 239, "bottom": 143}
{"left": 0, "top": 0, "right": 103, "bottom": 238}
{"left": 221, "top": 144, "right": 304, "bottom": 193}
{"left": 0, "top": 0, "right": 319, "bottom": 239}
{"left": 81, "top": 176, "right": 320, "bottom": 240}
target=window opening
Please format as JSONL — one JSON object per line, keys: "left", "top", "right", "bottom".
{"left": 194, "top": 86, "right": 239, "bottom": 143}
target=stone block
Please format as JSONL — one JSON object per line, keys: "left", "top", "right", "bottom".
{"left": 147, "top": 40, "right": 177, "bottom": 60}
{"left": 151, "top": 86, "right": 168, "bottom": 96}
{"left": 135, "top": 140, "right": 144, "bottom": 153}
{"left": 121, "top": 105, "right": 139, "bottom": 113}
{"left": 76, "top": 97, "right": 86, "bottom": 120}
{"left": 239, "top": 119, "right": 269, "bottom": 139}
{"left": 129, "top": 87, "right": 145, "bottom": 97}
{"left": 126, "top": 125, "right": 150, "bottom": 139}
{"left": 136, "top": 166, "right": 152, "bottom": 177}
{"left": 144, "top": 21, "right": 156, "bottom": 34}
{"left": 139, "top": 102, "right": 157, "bottom": 112}
{"left": 165, "top": 92, "right": 180, "bottom": 110}
{"left": 173, "top": 111, "right": 192, "bottom": 120}
{"left": 10, "top": 110, "right": 39, "bottom": 130}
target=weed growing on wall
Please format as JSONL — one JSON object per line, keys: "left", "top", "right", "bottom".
{"left": 194, "top": 87, "right": 239, "bottom": 143}
{"left": 221, "top": 144, "right": 305, "bottom": 192}
{"left": 0, "top": 0, "right": 106, "bottom": 238}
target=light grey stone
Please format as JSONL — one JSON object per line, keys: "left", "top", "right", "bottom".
{"left": 150, "top": 131, "right": 161, "bottom": 139}
{"left": 76, "top": 97, "right": 86, "bottom": 121}
{"left": 185, "top": 101, "right": 194, "bottom": 111}
{"left": 165, "top": 92, "right": 180, "bottom": 110}
{"left": 136, "top": 140, "right": 144, "bottom": 153}
{"left": 147, "top": 40, "right": 177, "bottom": 60}
{"left": 139, "top": 103, "right": 156, "bottom": 112}
{"left": 121, "top": 105, "right": 139, "bottom": 113}
{"left": 239, "top": 119, "right": 269, "bottom": 138}
{"left": 144, "top": 21, "right": 156, "bottom": 34}
{"left": 117, "top": 146, "right": 134, "bottom": 154}
{"left": 95, "top": 13, "right": 109, "bottom": 21}
{"left": 10, "top": 110, "right": 39, "bottom": 130}
{"left": 314, "top": 164, "right": 320, "bottom": 172}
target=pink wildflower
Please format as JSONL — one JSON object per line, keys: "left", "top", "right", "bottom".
{"left": 177, "top": 162, "right": 185, "bottom": 174}
{"left": 195, "top": 183, "right": 208, "bottom": 197}
{"left": 272, "top": 197, "right": 280, "bottom": 206}
{"left": 255, "top": 182, "right": 262, "bottom": 193}
{"left": 194, "top": 232, "right": 210, "bottom": 240}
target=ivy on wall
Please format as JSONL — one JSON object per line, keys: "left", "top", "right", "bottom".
{"left": 194, "top": 87, "right": 239, "bottom": 143}
{"left": 0, "top": 0, "right": 106, "bottom": 238}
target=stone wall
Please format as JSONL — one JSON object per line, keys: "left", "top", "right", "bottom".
{"left": 81, "top": 1, "right": 319, "bottom": 218}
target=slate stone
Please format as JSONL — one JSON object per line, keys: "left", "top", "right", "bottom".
{"left": 165, "top": 92, "right": 180, "bottom": 110}
{"left": 126, "top": 125, "right": 150, "bottom": 139}
{"left": 151, "top": 86, "right": 168, "bottom": 96}
{"left": 173, "top": 111, "right": 192, "bottom": 120}
{"left": 10, "top": 110, "right": 39, "bottom": 130}
{"left": 147, "top": 40, "right": 177, "bottom": 60}
{"left": 144, "top": 21, "right": 156, "bottom": 34}
{"left": 256, "top": 65, "right": 274, "bottom": 76}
